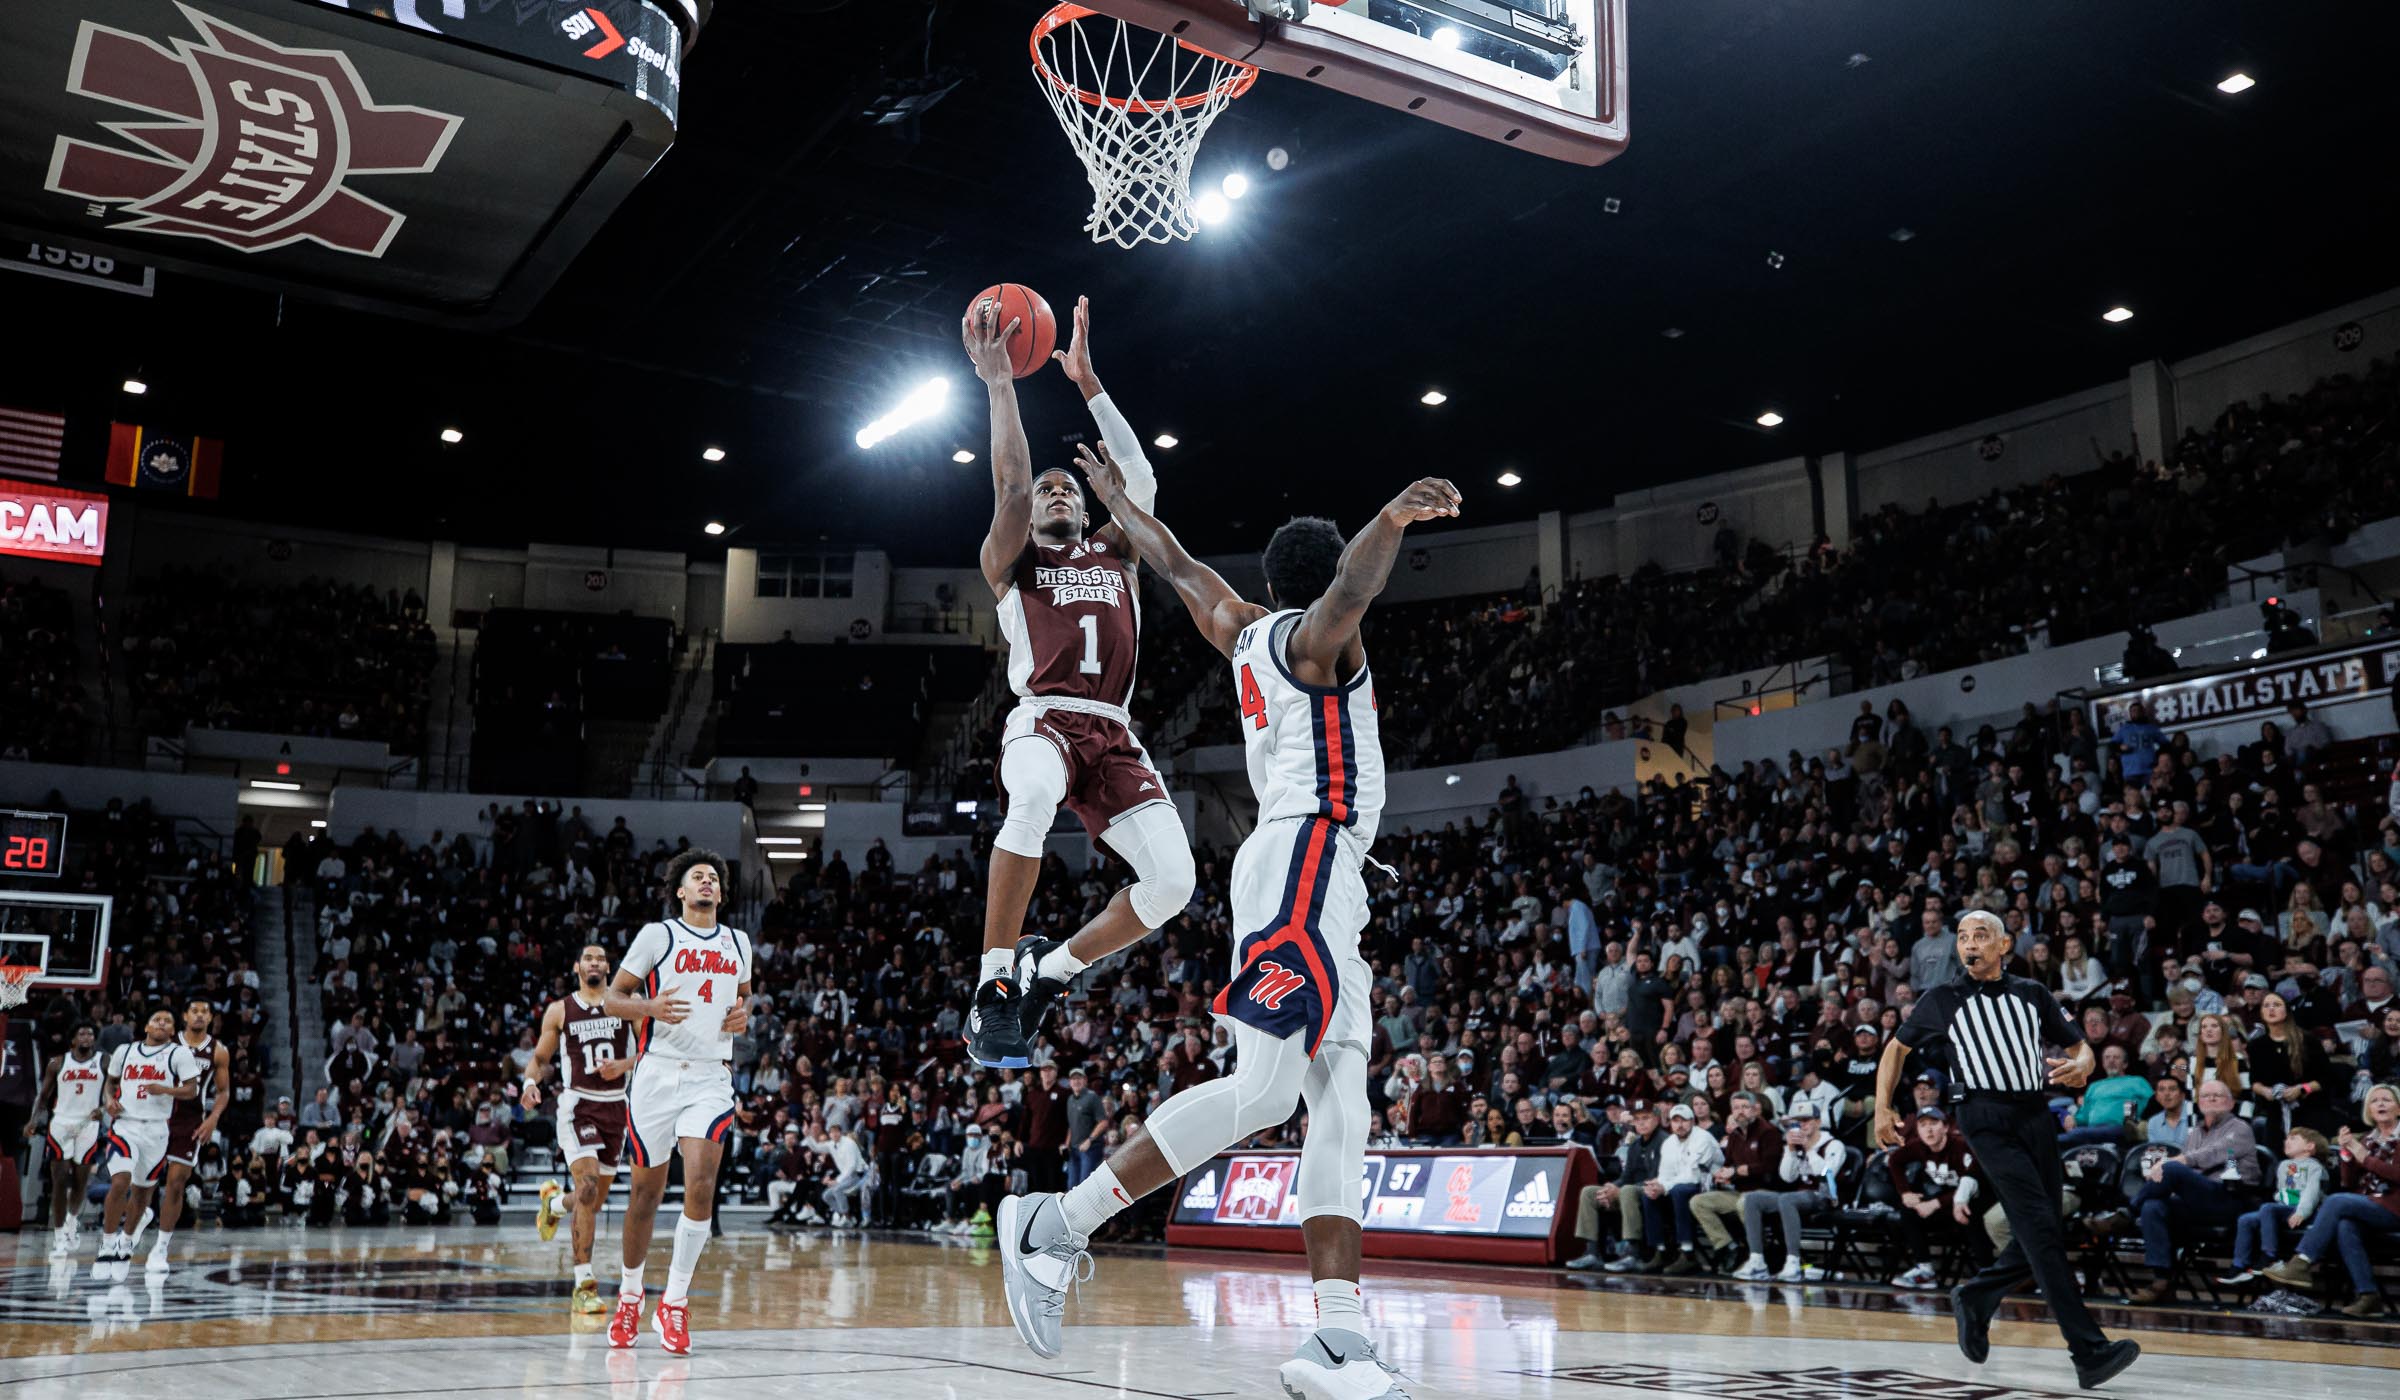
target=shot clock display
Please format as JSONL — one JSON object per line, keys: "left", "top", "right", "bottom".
{"left": 1, "top": 810, "right": 66, "bottom": 878}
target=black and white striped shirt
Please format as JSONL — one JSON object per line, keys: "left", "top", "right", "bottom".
{"left": 1897, "top": 975, "right": 2083, "bottom": 1095}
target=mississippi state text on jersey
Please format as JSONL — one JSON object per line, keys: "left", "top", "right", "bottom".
{"left": 997, "top": 539, "right": 1139, "bottom": 708}
{"left": 559, "top": 993, "right": 633, "bottom": 1097}
{"left": 1230, "top": 609, "right": 1386, "bottom": 842}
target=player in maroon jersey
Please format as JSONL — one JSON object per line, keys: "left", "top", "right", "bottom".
{"left": 146, "top": 998, "right": 226, "bottom": 1275}
{"left": 524, "top": 943, "right": 637, "bottom": 1314}
{"left": 962, "top": 296, "right": 1196, "bottom": 1073}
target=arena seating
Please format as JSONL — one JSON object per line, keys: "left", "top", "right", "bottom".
{"left": 0, "top": 567, "right": 93, "bottom": 763}
{"left": 469, "top": 609, "right": 680, "bottom": 794}
{"left": 712, "top": 641, "right": 987, "bottom": 760}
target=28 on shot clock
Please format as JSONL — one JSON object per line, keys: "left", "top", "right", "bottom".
{"left": 0, "top": 810, "right": 67, "bottom": 879}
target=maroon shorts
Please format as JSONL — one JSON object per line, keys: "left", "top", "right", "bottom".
{"left": 165, "top": 1113, "right": 203, "bottom": 1168}
{"left": 1000, "top": 705, "right": 1169, "bottom": 842}
{"left": 560, "top": 1093, "right": 627, "bottom": 1172}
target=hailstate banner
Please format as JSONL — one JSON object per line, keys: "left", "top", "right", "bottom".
{"left": 0, "top": 482, "right": 108, "bottom": 565}
{"left": 2090, "top": 638, "right": 2400, "bottom": 735}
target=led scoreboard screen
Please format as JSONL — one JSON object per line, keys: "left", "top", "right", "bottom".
{"left": 1, "top": 810, "right": 67, "bottom": 878}
{"left": 1167, "top": 1147, "right": 1594, "bottom": 1264}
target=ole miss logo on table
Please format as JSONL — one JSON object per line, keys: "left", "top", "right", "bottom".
{"left": 46, "top": 4, "right": 462, "bottom": 258}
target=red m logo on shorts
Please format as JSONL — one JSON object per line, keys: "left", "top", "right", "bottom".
{"left": 1248, "top": 961, "right": 1307, "bottom": 1010}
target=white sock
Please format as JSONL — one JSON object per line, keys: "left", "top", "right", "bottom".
{"left": 1060, "top": 1164, "right": 1131, "bottom": 1239}
{"left": 980, "top": 949, "right": 1014, "bottom": 986}
{"left": 151, "top": 1231, "right": 172, "bottom": 1259}
{"left": 574, "top": 1262, "right": 594, "bottom": 1287}
{"left": 1314, "top": 1279, "right": 1365, "bottom": 1334}
{"left": 620, "top": 1261, "right": 646, "bottom": 1300}
{"left": 664, "top": 1214, "right": 709, "bottom": 1305}
{"left": 1036, "top": 944, "right": 1089, "bottom": 983}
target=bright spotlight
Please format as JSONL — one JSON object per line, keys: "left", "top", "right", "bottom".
{"left": 952, "top": 449, "right": 977, "bottom": 464}
{"left": 2216, "top": 72, "right": 2254, "bottom": 94}
{"left": 122, "top": 378, "right": 147, "bottom": 395}
{"left": 1496, "top": 471, "right": 1522, "bottom": 487}
{"left": 1194, "top": 191, "right": 1231, "bottom": 226}
{"left": 1221, "top": 171, "right": 1250, "bottom": 200}
{"left": 1153, "top": 434, "right": 1179, "bottom": 450}
{"left": 856, "top": 376, "right": 951, "bottom": 449}
{"left": 703, "top": 521, "right": 726, "bottom": 537}
{"left": 702, "top": 446, "right": 726, "bottom": 463}
{"left": 2102, "top": 306, "right": 2134, "bottom": 323}
{"left": 1431, "top": 26, "right": 1462, "bottom": 49}
{"left": 439, "top": 427, "right": 464, "bottom": 444}
{"left": 1755, "top": 411, "right": 1784, "bottom": 428}
{"left": 1421, "top": 389, "right": 1449, "bottom": 406}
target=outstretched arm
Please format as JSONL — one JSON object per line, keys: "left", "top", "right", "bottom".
{"left": 968, "top": 303, "right": 1033, "bottom": 599}
{"left": 1077, "top": 442, "right": 1262, "bottom": 658}
{"left": 1285, "top": 477, "right": 1462, "bottom": 686}
{"left": 521, "top": 999, "right": 564, "bottom": 1108}
{"left": 1054, "top": 296, "right": 1158, "bottom": 564}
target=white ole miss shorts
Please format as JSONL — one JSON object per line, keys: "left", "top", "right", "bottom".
{"left": 47, "top": 1116, "right": 103, "bottom": 1167}
{"left": 625, "top": 1056, "right": 735, "bottom": 1168}
{"left": 1211, "top": 814, "right": 1374, "bottom": 1057}
{"left": 105, "top": 1117, "right": 170, "bottom": 1185}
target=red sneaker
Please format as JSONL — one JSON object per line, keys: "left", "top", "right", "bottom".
{"left": 607, "top": 1294, "right": 643, "bottom": 1349}
{"left": 652, "top": 1299, "right": 692, "bottom": 1356}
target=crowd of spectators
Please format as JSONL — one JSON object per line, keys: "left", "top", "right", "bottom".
{"left": 119, "top": 570, "right": 436, "bottom": 752}
{"left": 0, "top": 568, "right": 96, "bottom": 764}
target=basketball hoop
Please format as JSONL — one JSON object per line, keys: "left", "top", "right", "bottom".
{"left": 1031, "top": 4, "right": 1259, "bottom": 248}
{"left": 0, "top": 965, "right": 35, "bottom": 1011}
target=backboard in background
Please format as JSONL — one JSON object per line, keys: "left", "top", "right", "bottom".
{"left": 1080, "top": 0, "right": 1627, "bottom": 165}
{"left": 0, "top": 892, "right": 113, "bottom": 990}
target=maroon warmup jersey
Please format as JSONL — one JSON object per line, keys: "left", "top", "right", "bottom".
{"left": 998, "top": 538, "right": 1139, "bottom": 708}
{"left": 166, "top": 1031, "right": 217, "bottom": 1159}
{"left": 560, "top": 994, "right": 633, "bottom": 1097}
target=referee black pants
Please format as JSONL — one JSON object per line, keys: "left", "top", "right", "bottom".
{"left": 1954, "top": 1097, "right": 2109, "bottom": 1360}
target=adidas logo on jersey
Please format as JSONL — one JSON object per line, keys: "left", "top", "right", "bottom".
{"left": 1505, "top": 1175, "right": 1556, "bottom": 1218}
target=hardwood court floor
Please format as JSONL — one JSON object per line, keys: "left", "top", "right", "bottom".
{"left": 0, "top": 1224, "right": 2390, "bottom": 1398}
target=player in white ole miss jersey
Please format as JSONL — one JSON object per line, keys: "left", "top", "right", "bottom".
{"left": 94, "top": 1009, "right": 203, "bottom": 1281}
{"left": 963, "top": 296, "right": 1197, "bottom": 1071}
{"left": 27, "top": 1021, "right": 106, "bottom": 1257}
{"left": 996, "top": 444, "right": 1457, "bottom": 1400}
{"left": 601, "top": 849, "right": 752, "bottom": 1356}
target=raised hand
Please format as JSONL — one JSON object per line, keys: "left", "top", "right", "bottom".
{"left": 1382, "top": 477, "right": 1462, "bottom": 528}
{"left": 1075, "top": 441, "right": 1125, "bottom": 506}
{"left": 1053, "top": 294, "right": 1095, "bottom": 388}
{"left": 962, "top": 299, "right": 1022, "bottom": 385}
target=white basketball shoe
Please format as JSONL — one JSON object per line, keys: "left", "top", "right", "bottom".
{"left": 1278, "top": 1329, "right": 1412, "bottom": 1400}
{"left": 996, "top": 1193, "right": 1092, "bottom": 1359}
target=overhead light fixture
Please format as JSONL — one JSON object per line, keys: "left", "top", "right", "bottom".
{"left": 952, "top": 449, "right": 977, "bottom": 464}
{"left": 310, "top": 820, "right": 327, "bottom": 829}
{"left": 1221, "top": 171, "right": 1250, "bottom": 200}
{"left": 1153, "top": 433, "right": 1179, "bottom": 450}
{"left": 1444, "top": 774, "right": 1461, "bottom": 786}
{"left": 1888, "top": 227, "right": 1916, "bottom": 243}
{"left": 757, "top": 836, "right": 811, "bottom": 845}
{"left": 855, "top": 376, "right": 950, "bottom": 449}
{"left": 1194, "top": 191, "right": 1232, "bottom": 226}
{"left": 2216, "top": 72, "right": 2255, "bottom": 94}
{"left": 122, "top": 378, "right": 147, "bottom": 395}
{"left": 1661, "top": 327, "right": 1685, "bottom": 340}
{"left": 2102, "top": 306, "right": 2134, "bottom": 323}
{"left": 1756, "top": 411, "right": 1785, "bottom": 427}
{"left": 1496, "top": 471, "right": 1522, "bottom": 487}
{"left": 766, "top": 850, "right": 809, "bottom": 861}
{"left": 440, "top": 427, "right": 464, "bottom": 444}
{"left": 703, "top": 521, "right": 726, "bottom": 537}
{"left": 1420, "top": 389, "right": 1448, "bottom": 406}
{"left": 702, "top": 446, "right": 726, "bottom": 463}
{"left": 1430, "top": 26, "right": 1462, "bottom": 49}
{"left": 798, "top": 802, "right": 828, "bottom": 813}
{"left": 249, "top": 779, "right": 302, "bottom": 791}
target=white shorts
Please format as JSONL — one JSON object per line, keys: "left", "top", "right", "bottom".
{"left": 106, "top": 1117, "right": 170, "bottom": 1185}
{"left": 1211, "top": 815, "right": 1373, "bottom": 1057}
{"left": 47, "top": 1116, "right": 102, "bottom": 1167}
{"left": 626, "top": 1057, "right": 735, "bottom": 1168}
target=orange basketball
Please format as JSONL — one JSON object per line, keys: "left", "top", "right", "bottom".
{"left": 967, "top": 283, "right": 1058, "bottom": 379}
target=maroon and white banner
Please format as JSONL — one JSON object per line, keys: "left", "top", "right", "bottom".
{"left": 2091, "top": 637, "right": 2400, "bottom": 735}
{"left": 0, "top": 481, "right": 108, "bottom": 565}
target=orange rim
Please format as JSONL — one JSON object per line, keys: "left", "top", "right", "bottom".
{"left": 1032, "top": 3, "right": 1259, "bottom": 113}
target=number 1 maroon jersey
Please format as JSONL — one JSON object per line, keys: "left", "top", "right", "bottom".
{"left": 559, "top": 992, "right": 632, "bottom": 1099}
{"left": 997, "top": 538, "right": 1140, "bottom": 709}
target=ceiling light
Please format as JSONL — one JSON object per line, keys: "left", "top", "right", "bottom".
{"left": 1221, "top": 171, "right": 1250, "bottom": 200}
{"left": 2102, "top": 306, "right": 2134, "bottom": 323}
{"left": 767, "top": 850, "right": 808, "bottom": 861}
{"left": 1430, "top": 26, "right": 1462, "bottom": 49}
{"left": 1661, "top": 327, "right": 1684, "bottom": 340}
{"left": 1888, "top": 227, "right": 1915, "bottom": 242}
{"left": 1420, "top": 390, "right": 1448, "bottom": 406}
{"left": 1444, "top": 774, "right": 1461, "bottom": 786}
{"left": 703, "top": 521, "right": 726, "bottom": 536}
{"left": 855, "top": 376, "right": 950, "bottom": 449}
{"left": 702, "top": 446, "right": 726, "bottom": 463}
{"left": 440, "top": 427, "right": 464, "bottom": 444}
{"left": 952, "top": 449, "right": 976, "bottom": 464}
{"left": 310, "top": 820, "right": 327, "bottom": 829}
{"left": 122, "top": 378, "right": 147, "bottom": 395}
{"left": 1496, "top": 471, "right": 1522, "bottom": 487}
{"left": 1194, "top": 191, "right": 1231, "bottom": 226}
{"left": 2216, "top": 72, "right": 2254, "bottom": 94}
{"left": 798, "top": 802, "right": 827, "bottom": 812}
{"left": 249, "top": 779, "right": 302, "bottom": 791}
{"left": 756, "top": 837, "right": 810, "bottom": 845}
{"left": 1153, "top": 433, "right": 1179, "bottom": 450}
{"left": 1756, "top": 411, "right": 1785, "bottom": 427}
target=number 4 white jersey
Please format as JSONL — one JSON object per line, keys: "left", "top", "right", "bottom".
{"left": 1230, "top": 608, "right": 1385, "bottom": 844}
{"left": 621, "top": 918, "right": 752, "bottom": 1062}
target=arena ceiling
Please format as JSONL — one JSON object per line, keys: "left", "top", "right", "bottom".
{"left": 14, "top": 0, "right": 2397, "bottom": 562}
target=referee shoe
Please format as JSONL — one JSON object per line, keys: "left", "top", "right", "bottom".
{"left": 2076, "top": 1340, "right": 2141, "bottom": 1390}
{"left": 1949, "top": 1284, "right": 1992, "bottom": 1364}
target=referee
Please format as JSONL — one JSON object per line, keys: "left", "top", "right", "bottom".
{"left": 1873, "top": 911, "right": 2141, "bottom": 1391}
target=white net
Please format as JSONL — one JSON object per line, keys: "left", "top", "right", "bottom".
{"left": 1032, "top": 6, "right": 1257, "bottom": 249}
{"left": 0, "top": 969, "right": 31, "bottom": 1010}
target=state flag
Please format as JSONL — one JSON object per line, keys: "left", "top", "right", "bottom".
{"left": 104, "top": 422, "right": 221, "bottom": 498}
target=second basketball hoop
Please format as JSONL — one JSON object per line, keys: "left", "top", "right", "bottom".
{"left": 1031, "top": 4, "right": 1259, "bottom": 249}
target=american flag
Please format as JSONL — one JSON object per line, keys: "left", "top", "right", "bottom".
{"left": 0, "top": 405, "right": 66, "bottom": 482}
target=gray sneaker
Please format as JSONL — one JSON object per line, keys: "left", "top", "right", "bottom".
{"left": 997, "top": 1193, "right": 1091, "bottom": 1359}
{"left": 1279, "top": 1328, "right": 1411, "bottom": 1400}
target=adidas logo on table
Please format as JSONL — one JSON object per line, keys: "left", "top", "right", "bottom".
{"left": 1505, "top": 1175, "right": 1554, "bottom": 1218}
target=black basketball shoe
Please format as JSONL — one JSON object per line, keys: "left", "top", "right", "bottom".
{"left": 1011, "top": 935, "right": 1076, "bottom": 1045}
{"left": 968, "top": 975, "right": 1032, "bottom": 1069}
